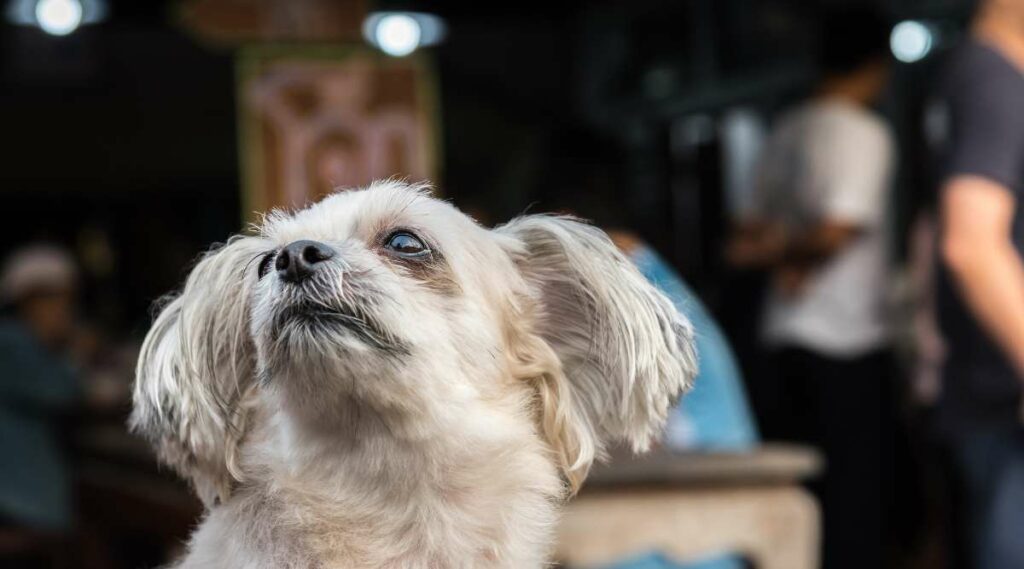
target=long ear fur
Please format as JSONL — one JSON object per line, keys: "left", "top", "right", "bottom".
{"left": 130, "top": 236, "right": 264, "bottom": 507}
{"left": 498, "top": 216, "right": 697, "bottom": 490}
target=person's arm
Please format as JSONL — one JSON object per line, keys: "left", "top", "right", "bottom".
{"left": 725, "top": 219, "right": 788, "bottom": 268}
{"left": 729, "top": 112, "right": 889, "bottom": 278}
{"left": 781, "top": 221, "right": 861, "bottom": 267}
{"left": 727, "top": 219, "right": 859, "bottom": 269}
{"left": 941, "top": 176, "right": 1024, "bottom": 376}
{"left": 772, "top": 221, "right": 863, "bottom": 295}
{"left": 727, "top": 219, "right": 862, "bottom": 296}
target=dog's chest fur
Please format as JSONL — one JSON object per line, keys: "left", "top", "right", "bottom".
{"left": 176, "top": 416, "right": 563, "bottom": 569}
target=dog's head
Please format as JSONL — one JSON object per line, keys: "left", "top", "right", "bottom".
{"left": 131, "top": 181, "right": 696, "bottom": 505}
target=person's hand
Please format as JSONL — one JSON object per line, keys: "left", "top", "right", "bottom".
{"left": 725, "top": 221, "right": 788, "bottom": 267}
{"left": 774, "top": 265, "right": 811, "bottom": 298}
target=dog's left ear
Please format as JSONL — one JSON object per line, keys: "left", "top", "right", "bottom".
{"left": 130, "top": 236, "right": 264, "bottom": 507}
{"left": 498, "top": 215, "right": 697, "bottom": 490}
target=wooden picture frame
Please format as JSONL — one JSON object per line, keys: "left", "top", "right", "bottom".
{"left": 237, "top": 45, "right": 440, "bottom": 222}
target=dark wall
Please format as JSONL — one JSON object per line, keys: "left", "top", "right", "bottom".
{"left": 0, "top": 3, "right": 239, "bottom": 333}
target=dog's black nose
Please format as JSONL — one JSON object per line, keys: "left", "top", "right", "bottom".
{"left": 276, "top": 240, "right": 335, "bottom": 283}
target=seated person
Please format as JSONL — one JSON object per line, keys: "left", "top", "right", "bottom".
{"left": 612, "top": 231, "right": 757, "bottom": 453}
{"left": 532, "top": 186, "right": 757, "bottom": 569}
{"left": 0, "top": 245, "right": 81, "bottom": 536}
{"left": 602, "top": 231, "right": 755, "bottom": 569}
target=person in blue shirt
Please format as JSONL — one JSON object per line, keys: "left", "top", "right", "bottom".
{"left": 469, "top": 166, "right": 761, "bottom": 568}
{"left": 614, "top": 231, "right": 757, "bottom": 454}
{"left": 0, "top": 246, "right": 81, "bottom": 533}
{"left": 602, "top": 231, "right": 756, "bottom": 569}
{"left": 524, "top": 185, "right": 759, "bottom": 568}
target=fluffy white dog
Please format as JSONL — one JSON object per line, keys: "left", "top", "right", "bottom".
{"left": 131, "top": 181, "right": 696, "bottom": 569}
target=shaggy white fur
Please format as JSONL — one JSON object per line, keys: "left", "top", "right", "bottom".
{"left": 131, "top": 181, "right": 697, "bottom": 568}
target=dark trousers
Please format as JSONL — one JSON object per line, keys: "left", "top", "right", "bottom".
{"left": 945, "top": 426, "right": 1024, "bottom": 569}
{"left": 764, "top": 347, "right": 898, "bottom": 569}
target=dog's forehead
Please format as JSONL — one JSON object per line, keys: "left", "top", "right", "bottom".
{"left": 261, "top": 183, "right": 463, "bottom": 244}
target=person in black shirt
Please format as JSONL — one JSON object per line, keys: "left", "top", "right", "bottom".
{"left": 935, "top": 0, "right": 1024, "bottom": 566}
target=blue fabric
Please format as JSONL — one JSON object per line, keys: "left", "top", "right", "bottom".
{"left": 630, "top": 246, "right": 758, "bottom": 451}
{"left": 592, "top": 247, "right": 757, "bottom": 569}
{"left": 0, "top": 318, "right": 79, "bottom": 530}
{"left": 595, "top": 551, "right": 748, "bottom": 569}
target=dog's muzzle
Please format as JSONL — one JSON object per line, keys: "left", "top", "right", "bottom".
{"left": 264, "top": 246, "right": 409, "bottom": 355}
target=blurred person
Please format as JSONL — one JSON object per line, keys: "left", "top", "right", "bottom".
{"left": 0, "top": 246, "right": 81, "bottom": 547}
{"left": 726, "top": 8, "right": 896, "bottom": 569}
{"left": 537, "top": 182, "right": 757, "bottom": 569}
{"left": 614, "top": 231, "right": 758, "bottom": 456}
{"left": 536, "top": 177, "right": 759, "bottom": 457}
{"left": 931, "top": 0, "right": 1024, "bottom": 567}
{"left": 607, "top": 233, "right": 756, "bottom": 569}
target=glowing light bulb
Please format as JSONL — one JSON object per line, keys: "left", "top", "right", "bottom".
{"left": 375, "top": 14, "right": 422, "bottom": 57}
{"left": 891, "top": 20, "right": 934, "bottom": 63}
{"left": 35, "top": 0, "right": 82, "bottom": 36}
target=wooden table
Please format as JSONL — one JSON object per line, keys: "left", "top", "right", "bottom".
{"left": 556, "top": 444, "right": 823, "bottom": 569}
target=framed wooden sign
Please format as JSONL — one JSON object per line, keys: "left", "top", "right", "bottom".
{"left": 237, "top": 46, "right": 440, "bottom": 221}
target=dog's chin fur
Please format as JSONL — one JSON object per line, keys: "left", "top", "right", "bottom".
{"left": 131, "top": 181, "right": 697, "bottom": 569}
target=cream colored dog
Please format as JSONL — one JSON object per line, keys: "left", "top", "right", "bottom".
{"left": 131, "top": 181, "right": 696, "bottom": 568}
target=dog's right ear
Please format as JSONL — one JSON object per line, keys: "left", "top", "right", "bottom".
{"left": 130, "top": 236, "right": 264, "bottom": 507}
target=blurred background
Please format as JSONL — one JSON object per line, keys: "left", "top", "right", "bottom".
{"left": 0, "top": 0, "right": 1019, "bottom": 568}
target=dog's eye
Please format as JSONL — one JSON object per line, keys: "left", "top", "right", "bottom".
{"left": 384, "top": 231, "right": 429, "bottom": 257}
{"left": 257, "top": 252, "right": 275, "bottom": 279}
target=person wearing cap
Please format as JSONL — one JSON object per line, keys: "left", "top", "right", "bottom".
{"left": 0, "top": 245, "right": 81, "bottom": 534}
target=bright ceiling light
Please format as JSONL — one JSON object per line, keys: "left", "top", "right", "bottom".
{"left": 375, "top": 14, "right": 421, "bottom": 57}
{"left": 35, "top": 0, "right": 83, "bottom": 36}
{"left": 362, "top": 12, "right": 446, "bottom": 57}
{"left": 890, "top": 20, "right": 934, "bottom": 63}
{"left": 6, "top": 0, "right": 105, "bottom": 32}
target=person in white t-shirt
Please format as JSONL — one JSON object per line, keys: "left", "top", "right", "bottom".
{"left": 726, "top": 8, "right": 897, "bottom": 569}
